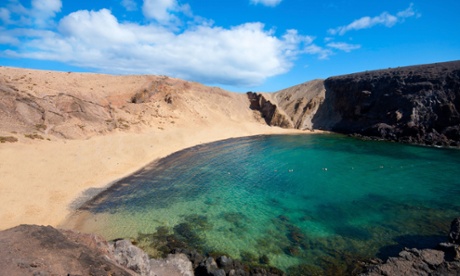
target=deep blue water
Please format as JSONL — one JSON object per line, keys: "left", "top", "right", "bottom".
{"left": 70, "top": 134, "right": 460, "bottom": 274}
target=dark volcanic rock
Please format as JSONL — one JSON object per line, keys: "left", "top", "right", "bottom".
{"left": 450, "top": 217, "right": 460, "bottom": 244}
{"left": 312, "top": 60, "right": 460, "bottom": 147}
{"left": 361, "top": 248, "right": 447, "bottom": 276}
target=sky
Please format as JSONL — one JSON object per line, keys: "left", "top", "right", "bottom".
{"left": 0, "top": 1, "right": 459, "bottom": 92}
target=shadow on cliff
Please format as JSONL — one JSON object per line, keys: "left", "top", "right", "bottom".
{"left": 310, "top": 81, "right": 341, "bottom": 131}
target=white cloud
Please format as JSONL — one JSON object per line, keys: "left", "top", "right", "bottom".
{"left": 121, "top": 0, "right": 138, "bottom": 11}
{"left": 0, "top": 27, "right": 20, "bottom": 44}
{"left": 250, "top": 0, "right": 282, "bottom": 7}
{"left": 1, "top": 1, "right": 346, "bottom": 87}
{"left": 3, "top": 7, "right": 318, "bottom": 87}
{"left": 328, "top": 3, "right": 418, "bottom": 35}
{"left": 303, "top": 44, "right": 333, "bottom": 60}
{"left": 397, "top": 3, "right": 419, "bottom": 18}
{"left": 142, "top": 0, "right": 192, "bottom": 26}
{"left": 326, "top": 42, "right": 361, "bottom": 52}
{"left": 31, "top": 0, "right": 62, "bottom": 27}
{"left": 31, "top": 0, "right": 61, "bottom": 14}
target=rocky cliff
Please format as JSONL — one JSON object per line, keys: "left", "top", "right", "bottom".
{"left": 251, "top": 60, "right": 460, "bottom": 147}
{"left": 312, "top": 61, "right": 460, "bottom": 146}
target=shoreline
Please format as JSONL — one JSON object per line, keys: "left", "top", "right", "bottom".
{"left": 0, "top": 123, "right": 309, "bottom": 231}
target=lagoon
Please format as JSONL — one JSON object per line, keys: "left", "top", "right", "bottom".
{"left": 69, "top": 134, "right": 460, "bottom": 274}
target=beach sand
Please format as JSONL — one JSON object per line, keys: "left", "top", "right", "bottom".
{"left": 0, "top": 67, "right": 306, "bottom": 230}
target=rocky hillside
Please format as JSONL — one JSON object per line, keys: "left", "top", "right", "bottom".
{"left": 0, "top": 67, "right": 263, "bottom": 141}
{"left": 251, "top": 60, "right": 460, "bottom": 147}
{"left": 313, "top": 60, "right": 460, "bottom": 146}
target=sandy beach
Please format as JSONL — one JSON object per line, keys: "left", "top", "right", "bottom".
{"left": 0, "top": 67, "right": 306, "bottom": 230}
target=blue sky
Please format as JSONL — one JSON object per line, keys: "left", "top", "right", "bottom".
{"left": 0, "top": 0, "right": 459, "bottom": 92}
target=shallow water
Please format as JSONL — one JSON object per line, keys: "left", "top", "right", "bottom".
{"left": 69, "top": 134, "right": 460, "bottom": 274}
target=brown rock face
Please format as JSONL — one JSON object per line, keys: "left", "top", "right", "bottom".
{"left": 247, "top": 92, "right": 293, "bottom": 128}
{"left": 0, "top": 224, "right": 133, "bottom": 276}
{"left": 0, "top": 224, "right": 195, "bottom": 276}
{"left": 312, "top": 60, "right": 460, "bottom": 147}
{"left": 272, "top": 79, "right": 326, "bottom": 130}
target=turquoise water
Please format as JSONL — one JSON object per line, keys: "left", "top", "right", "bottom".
{"left": 71, "top": 134, "right": 460, "bottom": 274}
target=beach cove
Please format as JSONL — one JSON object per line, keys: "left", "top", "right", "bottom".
{"left": 0, "top": 66, "right": 311, "bottom": 231}
{"left": 1, "top": 61, "right": 460, "bottom": 275}
{"left": 0, "top": 121, "right": 308, "bottom": 230}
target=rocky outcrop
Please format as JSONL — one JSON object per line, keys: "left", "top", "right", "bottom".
{"left": 172, "top": 248, "right": 285, "bottom": 276}
{"left": 245, "top": 60, "right": 460, "bottom": 147}
{"left": 312, "top": 60, "right": 460, "bottom": 147}
{"left": 0, "top": 224, "right": 194, "bottom": 276}
{"left": 247, "top": 92, "right": 293, "bottom": 128}
{"left": 246, "top": 80, "right": 325, "bottom": 130}
{"left": 0, "top": 224, "right": 133, "bottom": 275}
{"left": 272, "top": 79, "right": 326, "bottom": 130}
{"left": 361, "top": 217, "right": 460, "bottom": 275}
{"left": 449, "top": 217, "right": 460, "bottom": 244}
{"left": 361, "top": 248, "right": 460, "bottom": 276}
{"left": 112, "top": 239, "right": 194, "bottom": 276}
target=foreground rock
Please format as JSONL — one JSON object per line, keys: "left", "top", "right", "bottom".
{"left": 361, "top": 217, "right": 460, "bottom": 275}
{"left": 0, "top": 224, "right": 193, "bottom": 276}
{"left": 172, "top": 248, "right": 285, "bottom": 276}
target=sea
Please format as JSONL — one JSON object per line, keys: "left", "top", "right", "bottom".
{"left": 67, "top": 134, "right": 460, "bottom": 274}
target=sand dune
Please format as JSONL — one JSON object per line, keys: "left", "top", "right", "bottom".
{"left": 0, "top": 67, "right": 305, "bottom": 230}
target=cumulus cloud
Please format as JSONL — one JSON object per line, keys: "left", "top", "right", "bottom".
{"left": 2, "top": 0, "right": 354, "bottom": 87}
{"left": 326, "top": 42, "right": 361, "bottom": 52}
{"left": 2, "top": 6, "right": 320, "bottom": 87}
{"left": 328, "top": 3, "right": 418, "bottom": 35}
{"left": 250, "top": 0, "right": 282, "bottom": 7}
